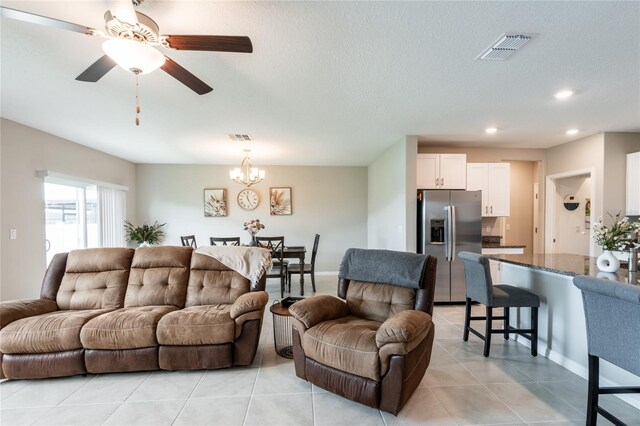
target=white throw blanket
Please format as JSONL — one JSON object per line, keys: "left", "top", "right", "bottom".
{"left": 195, "top": 246, "right": 273, "bottom": 285}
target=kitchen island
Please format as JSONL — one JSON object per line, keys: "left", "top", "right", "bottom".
{"left": 486, "top": 253, "right": 639, "bottom": 403}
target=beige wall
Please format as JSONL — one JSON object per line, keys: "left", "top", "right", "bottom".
{"left": 1, "top": 119, "right": 137, "bottom": 301}
{"left": 368, "top": 137, "right": 413, "bottom": 251}
{"left": 136, "top": 164, "right": 367, "bottom": 272}
{"left": 418, "top": 145, "right": 545, "bottom": 163}
{"left": 504, "top": 161, "right": 535, "bottom": 256}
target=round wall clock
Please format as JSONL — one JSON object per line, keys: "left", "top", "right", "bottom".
{"left": 237, "top": 188, "right": 259, "bottom": 211}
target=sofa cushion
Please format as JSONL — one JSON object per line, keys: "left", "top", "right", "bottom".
{"left": 186, "top": 253, "right": 251, "bottom": 306}
{"left": 57, "top": 248, "right": 135, "bottom": 310}
{"left": 303, "top": 315, "right": 382, "bottom": 381}
{"left": 125, "top": 246, "right": 192, "bottom": 308}
{"left": 346, "top": 280, "right": 416, "bottom": 323}
{"left": 0, "top": 309, "right": 112, "bottom": 354}
{"left": 80, "top": 306, "right": 177, "bottom": 350}
{"left": 157, "top": 304, "right": 236, "bottom": 345}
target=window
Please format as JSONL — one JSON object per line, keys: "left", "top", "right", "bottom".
{"left": 42, "top": 172, "right": 127, "bottom": 264}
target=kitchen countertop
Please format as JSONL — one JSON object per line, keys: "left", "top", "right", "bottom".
{"left": 486, "top": 253, "right": 640, "bottom": 285}
{"left": 481, "top": 243, "right": 526, "bottom": 249}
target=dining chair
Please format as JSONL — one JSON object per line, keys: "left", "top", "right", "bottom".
{"left": 573, "top": 275, "right": 640, "bottom": 426}
{"left": 458, "top": 251, "right": 539, "bottom": 357}
{"left": 209, "top": 237, "right": 241, "bottom": 246}
{"left": 287, "top": 234, "right": 319, "bottom": 294}
{"left": 180, "top": 235, "right": 197, "bottom": 248}
{"left": 255, "top": 236, "right": 287, "bottom": 297}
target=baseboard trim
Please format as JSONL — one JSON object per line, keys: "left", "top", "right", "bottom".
{"left": 512, "top": 335, "right": 638, "bottom": 407}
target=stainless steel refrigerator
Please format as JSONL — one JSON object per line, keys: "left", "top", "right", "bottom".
{"left": 417, "top": 190, "right": 482, "bottom": 303}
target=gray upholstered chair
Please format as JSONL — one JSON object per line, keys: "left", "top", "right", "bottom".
{"left": 458, "top": 252, "right": 539, "bottom": 357}
{"left": 573, "top": 275, "right": 640, "bottom": 426}
{"left": 289, "top": 248, "right": 437, "bottom": 415}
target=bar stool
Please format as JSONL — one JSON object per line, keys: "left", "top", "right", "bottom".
{"left": 573, "top": 275, "right": 640, "bottom": 426}
{"left": 458, "top": 252, "right": 539, "bottom": 357}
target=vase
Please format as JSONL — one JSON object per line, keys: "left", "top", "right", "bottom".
{"left": 248, "top": 235, "right": 258, "bottom": 247}
{"left": 139, "top": 241, "right": 151, "bottom": 247}
{"left": 596, "top": 250, "right": 620, "bottom": 273}
{"left": 629, "top": 248, "right": 638, "bottom": 272}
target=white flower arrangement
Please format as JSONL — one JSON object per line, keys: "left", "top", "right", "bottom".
{"left": 243, "top": 219, "right": 265, "bottom": 236}
{"left": 592, "top": 212, "right": 638, "bottom": 251}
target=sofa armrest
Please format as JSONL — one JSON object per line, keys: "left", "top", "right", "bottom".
{"left": 0, "top": 299, "right": 58, "bottom": 329}
{"left": 231, "top": 291, "right": 268, "bottom": 319}
{"left": 376, "top": 310, "right": 432, "bottom": 348}
{"left": 289, "top": 295, "right": 349, "bottom": 331}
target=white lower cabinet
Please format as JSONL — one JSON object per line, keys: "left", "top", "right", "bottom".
{"left": 488, "top": 260, "right": 502, "bottom": 285}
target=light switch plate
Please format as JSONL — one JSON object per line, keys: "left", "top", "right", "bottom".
{"left": 10, "top": 229, "right": 17, "bottom": 240}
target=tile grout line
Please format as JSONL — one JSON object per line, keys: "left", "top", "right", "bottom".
{"left": 169, "top": 370, "right": 207, "bottom": 426}
{"left": 242, "top": 344, "right": 264, "bottom": 426}
{"left": 100, "top": 371, "right": 154, "bottom": 425}
{"left": 54, "top": 373, "right": 100, "bottom": 406}
{"left": 425, "top": 384, "right": 463, "bottom": 425}
{"left": 479, "top": 382, "right": 527, "bottom": 424}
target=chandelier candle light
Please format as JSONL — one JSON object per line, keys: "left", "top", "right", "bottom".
{"left": 230, "top": 149, "right": 265, "bottom": 187}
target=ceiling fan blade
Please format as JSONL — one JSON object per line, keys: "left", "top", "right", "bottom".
{"left": 106, "top": 0, "right": 139, "bottom": 26}
{"left": 163, "top": 35, "right": 253, "bottom": 53}
{"left": 0, "top": 6, "right": 95, "bottom": 35}
{"left": 76, "top": 55, "right": 117, "bottom": 82}
{"left": 161, "top": 56, "right": 213, "bottom": 95}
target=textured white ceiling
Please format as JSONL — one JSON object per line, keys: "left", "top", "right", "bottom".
{"left": 1, "top": 1, "right": 639, "bottom": 166}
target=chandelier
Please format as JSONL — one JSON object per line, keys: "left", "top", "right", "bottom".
{"left": 229, "top": 149, "right": 265, "bottom": 187}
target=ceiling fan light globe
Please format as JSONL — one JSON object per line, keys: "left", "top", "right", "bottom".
{"left": 102, "top": 38, "right": 165, "bottom": 75}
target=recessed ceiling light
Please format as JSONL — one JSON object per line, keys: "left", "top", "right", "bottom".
{"left": 554, "top": 90, "right": 574, "bottom": 99}
{"left": 485, "top": 127, "right": 498, "bottom": 134}
{"left": 566, "top": 129, "right": 579, "bottom": 135}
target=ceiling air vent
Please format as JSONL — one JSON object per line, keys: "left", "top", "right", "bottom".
{"left": 477, "top": 33, "right": 534, "bottom": 61}
{"left": 227, "top": 134, "right": 252, "bottom": 142}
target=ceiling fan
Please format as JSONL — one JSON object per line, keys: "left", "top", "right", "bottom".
{"left": 0, "top": 0, "right": 253, "bottom": 96}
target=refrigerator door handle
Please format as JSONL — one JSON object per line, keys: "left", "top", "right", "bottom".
{"left": 444, "top": 206, "right": 450, "bottom": 261}
{"left": 444, "top": 206, "right": 454, "bottom": 261}
{"left": 450, "top": 205, "right": 457, "bottom": 261}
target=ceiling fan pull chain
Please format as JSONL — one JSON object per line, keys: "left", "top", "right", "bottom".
{"left": 135, "top": 71, "right": 141, "bottom": 126}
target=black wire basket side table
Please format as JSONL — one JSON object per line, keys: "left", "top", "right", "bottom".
{"left": 269, "top": 297, "right": 304, "bottom": 359}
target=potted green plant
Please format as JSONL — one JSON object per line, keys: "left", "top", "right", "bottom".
{"left": 124, "top": 220, "right": 166, "bottom": 247}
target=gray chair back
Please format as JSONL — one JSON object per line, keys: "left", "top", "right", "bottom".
{"left": 573, "top": 275, "right": 640, "bottom": 376}
{"left": 458, "top": 251, "right": 494, "bottom": 305}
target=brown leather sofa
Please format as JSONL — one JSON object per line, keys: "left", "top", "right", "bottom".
{"left": 0, "top": 246, "right": 267, "bottom": 379}
{"left": 289, "top": 252, "right": 437, "bottom": 415}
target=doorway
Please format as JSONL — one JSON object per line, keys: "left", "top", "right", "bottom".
{"left": 545, "top": 169, "right": 595, "bottom": 256}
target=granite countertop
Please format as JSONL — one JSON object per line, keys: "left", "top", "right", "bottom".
{"left": 486, "top": 253, "right": 640, "bottom": 285}
{"left": 481, "top": 236, "right": 525, "bottom": 249}
{"left": 482, "top": 243, "right": 526, "bottom": 249}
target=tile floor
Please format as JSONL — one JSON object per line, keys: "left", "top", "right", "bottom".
{"left": 1, "top": 275, "right": 639, "bottom": 425}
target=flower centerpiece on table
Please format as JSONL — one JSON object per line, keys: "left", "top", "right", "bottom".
{"left": 124, "top": 220, "right": 166, "bottom": 247}
{"left": 592, "top": 212, "right": 634, "bottom": 272}
{"left": 243, "top": 219, "right": 265, "bottom": 246}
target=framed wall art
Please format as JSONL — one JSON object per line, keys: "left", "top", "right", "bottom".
{"left": 269, "top": 187, "right": 292, "bottom": 215}
{"left": 204, "top": 189, "right": 228, "bottom": 217}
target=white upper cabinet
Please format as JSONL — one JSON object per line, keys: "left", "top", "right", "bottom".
{"left": 627, "top": 152, "right": 640, "bottom": 216}
{"left": 417, "top": 154, "right": 466, "bottom": 189}
{"left": 466, "top": 163, "right": 510, "bottom": 217}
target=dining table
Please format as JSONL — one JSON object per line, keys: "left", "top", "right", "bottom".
{"left": 282, "top": 246, "right": 307, "bottom": 295}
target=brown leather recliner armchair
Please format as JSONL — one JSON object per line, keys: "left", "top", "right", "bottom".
{"left": 289, "top": 249, "right": 437, "bottom": 415}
